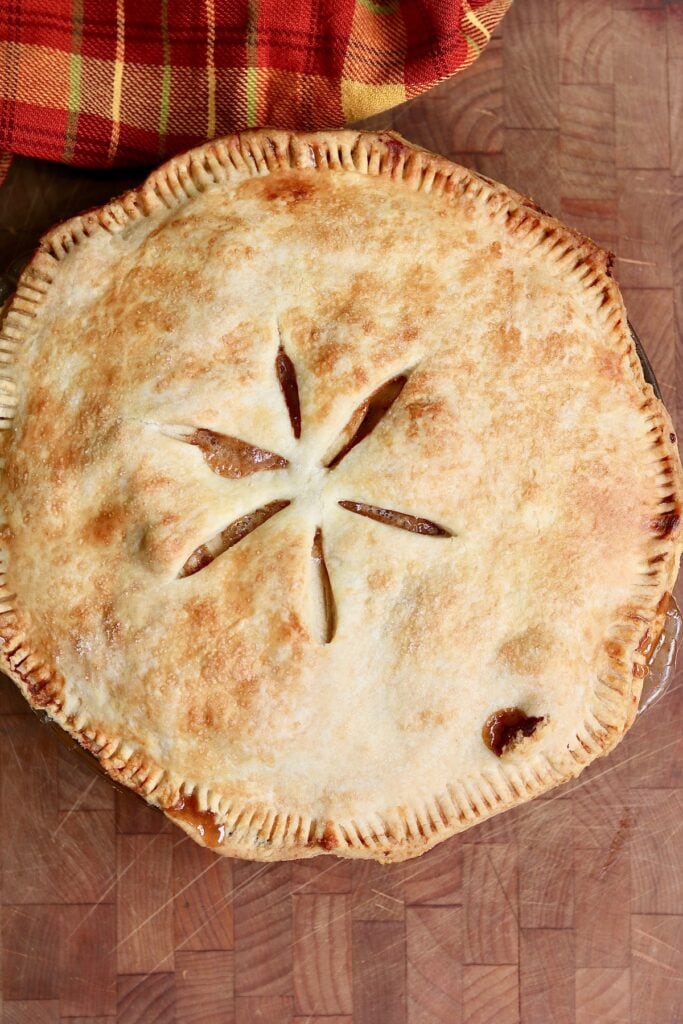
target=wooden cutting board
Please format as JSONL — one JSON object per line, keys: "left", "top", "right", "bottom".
{"left": 1, "top": 2, "right": 682, "bottom": 1021}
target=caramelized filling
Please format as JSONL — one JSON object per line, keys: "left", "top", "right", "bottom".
{"left": 638, "top": 630, "right": 657, "bottom": 661}
{"left": 338, "top": 500, "right": 450, "bottom": 537}
{"left": 187, "top": 428, "right": 287, "bottom": 478}
{"left": 312, "top": 527, "right": 336, "bottom": 643}
{"left": 179, "top": 499, "right": 290, "bottom": 578}
{"left": 326, "top": 374, "right": 407, "bottom": 468}
{"left": 483, "top": 708, "right": 544, "bottom": 757}
{"left": 276, "top": 346, "right": 301, "bottom": 439}
{"left": 180, "top": 542, "right": 213, "bottom": 578}
{"left": 636, "top": 592, "right": 671, "bottom": 661}
{"left": 167, "top": 793, "right": 225, "bottom": 847}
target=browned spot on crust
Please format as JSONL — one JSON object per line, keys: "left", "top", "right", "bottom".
{"left": 26, "top": 386, "right": 50, "bottom": 418}
{"left": 351, "top": 365, "right": 369, "bottom": 388}
{"left": 651, "top": 509, "right": 680, "bottom": 538}
{"left": 596, "top": 348, "right": 624, "bottom": 381}
{"left": 521, "top": 474, "right": 540, "bottom": 501}
{"left": 405, "top": 397, "right": 446, "bottom": 422}
{"left": 497, "top": 625, "right": 551, "bottom": 675}
{"left": 460, "top": 241, "right": 504, "bottom": 284}
{"left": 271, "top": 609, "right": 308, "bottom": 649}
{"left": 482, "top": 267, "right": 515, "bottom": 316}
{"left": 492, "top": 324, "right": 521, "bottom": 360}
{"left": 152, "top": 355, "right": 213, "bottom": 391}
{"left": 25, "top": 676, "right": 56, "bottom": 706}
{"left": 85, "top": 503, "right": 128, "bottom": 545}
{"left": 381, "top": 135, "right": 411, "bottom": 162}
{"left": 537, "top": 330, "right": 573, "bottom": 362}
{"left": 35, "top": 399, "right": 118, "bottom": 484}
{"left": 102, "top": 603, "right": 122, "bottom": 645}
{"left": 368, "top": 568, "right": 392, "bottom": 591}
{"left": 232, "top": 674, "right": 259, "bottom": 712}
{"left": 188, "top": 700, "right": 216, "bottom": 731}
{"left": 403, "top": 708, "right": 447, "bottom": 731}
{"left": 320, "top": 823, "right": 337, "bottom": 851}
{"left": 604, "top": 639, "right": 623, "bottom": 660}
{"left": 263, "top": 174, "right": 316, "bottom": 205}
{"left": 139, "top": 476, "right": 175, "bottom": 493}
{"left": 185, "top": 597, "right": 219, "bottom": 630}
{"left": 312, "top": 339, "right": 345, "bottom": 376}
{"left": 78, "top": 733, "right": 100, "bottom": 754}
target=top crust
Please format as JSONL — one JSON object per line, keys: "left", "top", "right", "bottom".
{"left": 0, "top": 130, "right": 680, "bottom": 862}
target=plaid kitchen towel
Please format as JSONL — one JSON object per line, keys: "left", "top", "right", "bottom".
{"left": 0, "top": 0, "right": 511, "bottom": 170}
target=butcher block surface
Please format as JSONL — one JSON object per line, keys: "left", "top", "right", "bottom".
{"left": 1, "top": 1, "right": 683, "bottom": 1021}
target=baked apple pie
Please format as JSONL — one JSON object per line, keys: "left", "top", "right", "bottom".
{"left": 0, "top": 131, "right": 680, "bottom": 861}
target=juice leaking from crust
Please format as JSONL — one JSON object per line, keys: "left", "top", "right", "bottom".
{"left": 167, "top": 792, "right": 226, "bottom": 847}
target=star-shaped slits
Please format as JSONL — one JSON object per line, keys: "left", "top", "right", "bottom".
{"left": 167, "top": 342, "right": 451, "bottom": 642}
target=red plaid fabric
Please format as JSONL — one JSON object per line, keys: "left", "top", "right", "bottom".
{"left": 0, "top": 0, "right": 511, "bottom": 168}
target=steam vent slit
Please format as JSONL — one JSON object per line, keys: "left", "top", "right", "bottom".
{"left": 179, "top": 500, "right": 290, "bottom": 578}
{"left": 338, "top": 500, "right": 451, "bottom": 537}
{"left": 312, "top": 527, "right": 336, "bottom": 644}
{"left": 183, "top": 427, "right": 288, "bottom": 478}
{"left": 276, "top": 336, "right": 302, "bottom": 439}
{"left": 326, "top": 374, "right": 408, "bottom": 469}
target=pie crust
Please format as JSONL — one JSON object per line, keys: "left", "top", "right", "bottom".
{"left": 0, "top": 130, "right": 680, "bottom": 862}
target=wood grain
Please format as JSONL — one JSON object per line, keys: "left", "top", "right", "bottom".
{"left": 59, "top": 904, "right": 116, "bottom": 1017}
{"left": 558, "top": 0, "right": 613, "bottom": 85}
{"left": 463, "top": 965, "right": 519, "bottom": 1024}
{"left": 235, "top": 995, "right": 293, "bottom": 1024}
{"left": 463, "top": 846, "right": 518, "bottom": 965}
{"left": 352, "top": 922, "right": 406, "bottom": 1024}
{"left": 233, "top": 863, "right": 292, "bottom": 997}
{"left": 614, "top": 9, "right": 670, "bottom": 170}
{"left": 116, "top": 972, "right": 175, "bottom": 1024}
{"left": 293, "top": 895, "right": 352, "bottom": 1015}
{"left": 173, "top": 836, "right": 234, "bottom": 952}
{"left": 616, "top": 169, "right": 673, "bottom": 289}
{"left": 574, "top": 844, "right": 631, "bottom": 969}
{"left": 1, "top": 2, "right": 683, "bottom": 1020}
{"left": 575, "top": 968, "right": 630, "bottom": 1024}
{"left": 631, "top": 916, "right": 683, "bottom": 1024}
{"left": 503, "top": 0, "right": 559, "bottom": 130}
{"left": 1, "top": 1004, "right": 60, "bottom": 1024}
{"left": 407, "top": 906, "right": 463, "bottom": 1024}
{"left": 116, "top": 835, "right": 174, "bottom": 975}
{"left": 175, "top": 950, "right": 234, "bottom": 1024}
{"left": 519, "top": 930, "right": 575, "bottom": 1024}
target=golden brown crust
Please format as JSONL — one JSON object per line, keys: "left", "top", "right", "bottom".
{"left": 0, "top": 130, "right": 681, "bottom": 862}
